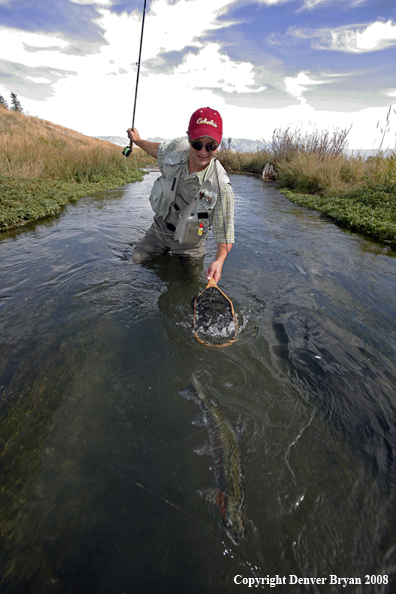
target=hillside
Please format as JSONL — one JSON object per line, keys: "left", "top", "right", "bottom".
{"left": 0, "top": 107, "right": 155, "bottom": 230}
{"left": 0, "top": 108, "right": 154, "bottom": 177}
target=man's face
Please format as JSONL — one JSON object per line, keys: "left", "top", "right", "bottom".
{"left": 187, "top": 133, "right": 219, "bottom": 171}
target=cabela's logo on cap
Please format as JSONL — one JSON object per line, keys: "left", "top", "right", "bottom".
{"left": 196, "top": 117, "right": 218, "bottom": 128}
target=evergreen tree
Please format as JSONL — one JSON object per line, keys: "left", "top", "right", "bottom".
{"left": 0, "top": 95, "right": 9, "bottom": 109}
{"left": 10, "top": 92, "right": 23, "bottom": 112}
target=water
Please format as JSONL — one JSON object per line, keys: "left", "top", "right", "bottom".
{"left": 0, "top": 172, "right": 396, "bottom": 593}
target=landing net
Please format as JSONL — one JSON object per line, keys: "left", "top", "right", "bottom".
{"left": 193, "top": 278, "right": 238, "bottom": 347}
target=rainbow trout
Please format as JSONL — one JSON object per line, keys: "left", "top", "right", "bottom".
{"left": 179, "top": 373, "right": 246, "bottom": 545}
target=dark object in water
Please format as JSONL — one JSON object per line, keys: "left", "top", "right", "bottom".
{"left": 193, "top": 278, "right": 238, "bottom": 347}
{"left": 179, "top": 373, "right": 246, "bottom": 545}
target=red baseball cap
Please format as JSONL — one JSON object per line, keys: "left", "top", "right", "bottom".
{"left": 188, "top": 107, "right": 223, "bottom": 144}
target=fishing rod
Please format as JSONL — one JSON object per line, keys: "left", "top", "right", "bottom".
{"left": 122, "top": 0, "right": 147, "bottom": 157}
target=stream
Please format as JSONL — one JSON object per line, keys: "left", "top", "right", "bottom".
{"left": 0, "top": 171, "right": 395, "bottom": 593}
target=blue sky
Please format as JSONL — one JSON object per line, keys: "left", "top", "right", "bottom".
{"left": 1, "top": 0, "right": 396, "bottom": 149}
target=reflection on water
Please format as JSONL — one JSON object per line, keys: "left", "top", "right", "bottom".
{"left": 0, "top": 173, "right": 396, "bottom": 592}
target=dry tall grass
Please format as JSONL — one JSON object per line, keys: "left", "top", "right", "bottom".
{"left": 218, "top": 123, "right": 396, "bottom": 196}
{"left": 0, "top": 107, "right": 156, "bottom": 229}
{"left": 217, "top": 145, "right": 271, "bottom": 175}
{"left": 264, "top": 125, "right": 350, "bottom": 162}
{"left": 0, "top": 107, "right": 152, "bottom": 181}
{"left": 218, "top": 123, "right": 396, "bottom": 245}
{"left": 277, "top": 149, "right": 396, "bottom": 195}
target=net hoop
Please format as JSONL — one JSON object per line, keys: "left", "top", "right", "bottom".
{"left": 193, "top": 278, "right": 238, "bottom": 348}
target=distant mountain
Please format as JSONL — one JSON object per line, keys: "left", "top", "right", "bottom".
{"left": 95, "top": 136, "right": 130, "bottom": 147}
{"left": 345, "top": 148, "right": 391, "bottom": 158}
{"left": 95, "top": 135, "right": 265, "bottom": 151}
{"left": 147, "top": 137, "right": 172, "bottom": 144}
{"left": 220, "top": 138, "right": 265, "bottom": 152}
{"left": 95, "top": 136, "right": 381, "bottom": 156}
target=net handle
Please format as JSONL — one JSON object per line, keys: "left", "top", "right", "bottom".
{"left": 200, "top": 278, "right": 235, "bottom": 316}
{"left": 207, "top": 277, "right": 217, "bottom": 288}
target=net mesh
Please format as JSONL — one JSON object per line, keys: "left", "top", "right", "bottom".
{"left": 193, "top": 280, "right": 238, "bottom": 347}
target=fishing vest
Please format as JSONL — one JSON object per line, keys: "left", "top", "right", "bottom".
{"left": 149, "top": 141, "right": 231, "bottom": 245}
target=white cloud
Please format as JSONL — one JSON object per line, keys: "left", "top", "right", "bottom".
{"left": 300, "top": 0, "right": 365, "bottom": 9}
{"left": 284, "top": 71, "right": 327, "bottom": 105}
{"left": 172, "top": 43, "right": 258, "bottom": 94}
{"left": 300, "top": 0, "right": 324, "bottom": 8}
{"left": 0, "top": 0, "right": 394, "bottom": 150}
{"left": 254, "top": 0, "right": 290, "bottom": 4}
{"left": 331, "top": 20, "right": 396, "bottom": 53}
{"left": 134, "top": 0, "right": 236, "bottom": 58}
{"left": 0, "top": 26, "right": 69, "bottom": 54}
{"left": 0, "top": 0, "right": 259, "bottom": 136}
{"left": 295, "top": 19, "right": 396, "bottom": 53}
{"left": 69, "top": 0, "right": 113, "bottom": 4}
{"left": 26, "top": 76, "right": 52, "bottom": 84}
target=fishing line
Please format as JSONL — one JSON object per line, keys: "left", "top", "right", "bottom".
{"left": 109, "top": 465, "right": 263, "bottom": 579}
{"left": 105, "top": 461, "right": 220, "bottom": 535}
{"left": 123, "top": 151, "right": 138, "bottom": 183}
{"left": 122, "top": 0, "right": 147, "bottom": 160}
{"left": 134, "top": 481, "right": 221, "bottom": 535}
{"left": 137, "top": 473, "right": 263, "bottom": 576}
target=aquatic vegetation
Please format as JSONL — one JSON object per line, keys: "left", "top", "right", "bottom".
{"left": 0, "top": 311, "right": 111, "bottom": 540}
{"left": 281, "top": 187, "right": 396, "bottom": 246}
{"left": 279, "top": 151, "right": 396, "bottom": 246}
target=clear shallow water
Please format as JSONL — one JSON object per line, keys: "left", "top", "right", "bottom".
{"left": 0, "top": 172, "right": 396, "bottom": 593}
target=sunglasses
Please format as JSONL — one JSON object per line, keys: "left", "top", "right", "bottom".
{"left": 190, "top": 139, "right": 219, "bottom": 153}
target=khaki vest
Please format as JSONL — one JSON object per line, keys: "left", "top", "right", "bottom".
{"left": 149, "top": 142, "right": 231, "bottom": 245}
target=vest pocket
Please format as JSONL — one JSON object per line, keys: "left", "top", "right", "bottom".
{"left": 149, "top": 176, "right": 171, "bottom": 217}
{"left": 175, "top": 213, "right": 201, "bottom": 244}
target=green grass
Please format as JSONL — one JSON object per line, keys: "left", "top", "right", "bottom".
{"left": 281, "top": 187, "right": 396, "bottom": 247}
{"left": 0, "top": 169, "right": 144, "bottom": 230}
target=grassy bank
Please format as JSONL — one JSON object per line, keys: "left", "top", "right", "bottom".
{"left": 2, "top": 107, "right": 395, "bottom": 247}
{"left": 217, "top": 126, "right": 396, "bottom": 248}
{"left": 0, "top": 107, "right": 156, "bottom": 230}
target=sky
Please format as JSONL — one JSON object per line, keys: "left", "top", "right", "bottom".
{"left": 1, "top": 0, "right": 396, "bottom": 150}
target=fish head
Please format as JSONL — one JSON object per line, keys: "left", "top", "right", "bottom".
{"left": 222, "top": 509, "right": 246, "bottom": 545}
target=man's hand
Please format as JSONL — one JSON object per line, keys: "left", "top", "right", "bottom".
{"left": 126, "top": 128, "right": 160, "bottom": 159}
{"left": 206, "top": 243, "right": 232, "bottom": 284}
{"left": 127, "top": 127, "right": 141, "bottom": 145}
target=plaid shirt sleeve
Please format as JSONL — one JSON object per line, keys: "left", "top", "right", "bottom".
{"left": 212, "top": 180, "right": 234, "bottom": 244}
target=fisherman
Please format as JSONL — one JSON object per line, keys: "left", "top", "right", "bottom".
{"left": 126, "top": 107, "right": 234, "bottom": 283}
